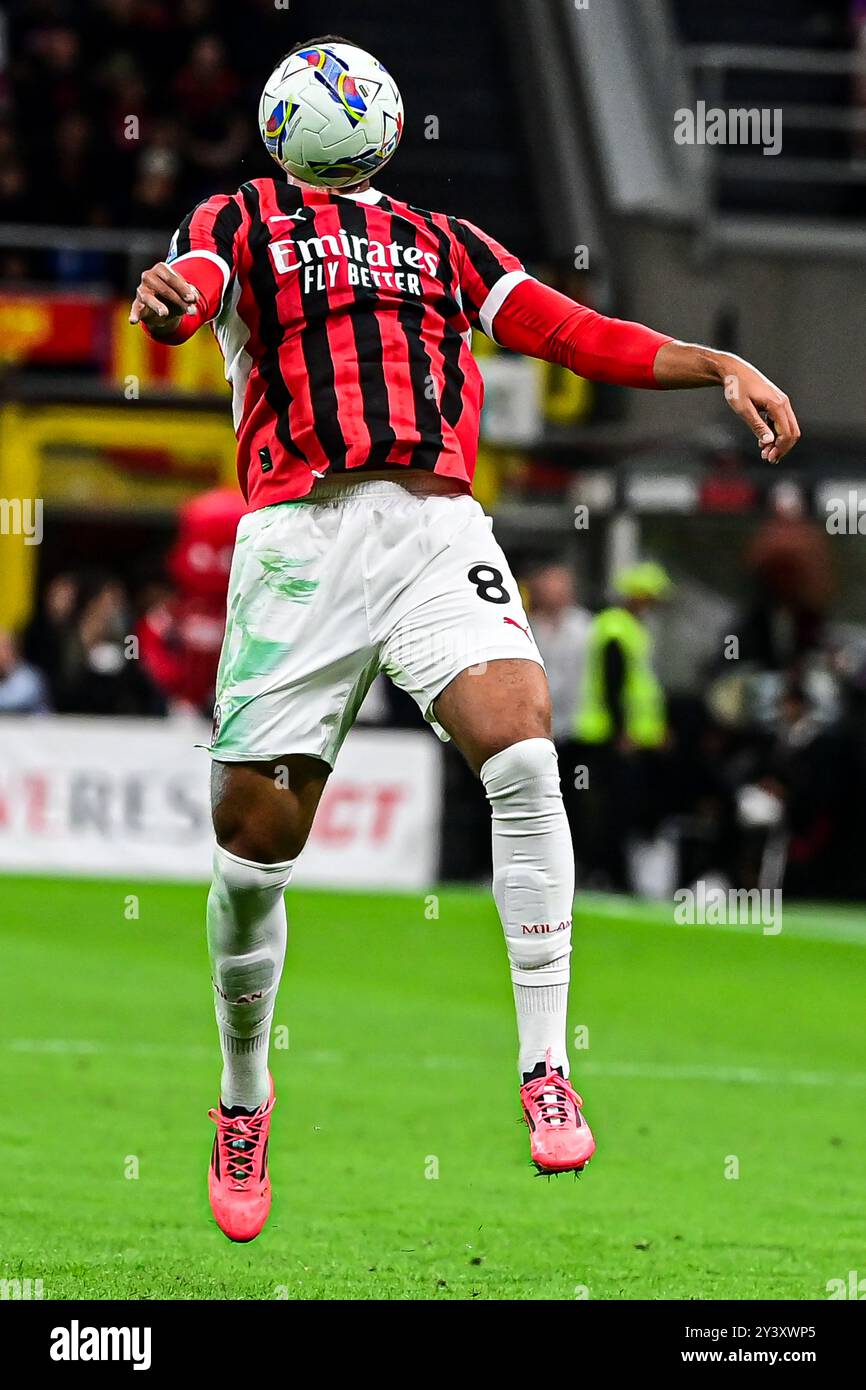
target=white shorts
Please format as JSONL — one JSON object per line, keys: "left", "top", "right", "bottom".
{"left": 207, "top": 480, "right": 544, "bottom": 766}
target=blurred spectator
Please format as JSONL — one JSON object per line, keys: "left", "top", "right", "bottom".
{"left": 753, "top": 671, "right": 866, "bottom": 899}
{"left": 173, "top": 34, "right": 240, "bottom": 121}
{"left": 525, "top": 561, "right": 591, "bottom": 742}
{"left": 0, "top": 130, "right": 31, "bottom": 222}
{"left": 3, "top": 1, "right": 260, "bottom": 229}
{"left": 23, "top": 572, "right": 77, "bottom": 691}
{"left": 571, "top": 562, "right": 673, "bottom": 889}
{"left": 50, "top": 570, "right": 165, "bottom": 715}
{"left": 136, "top": 487, "right": 245, "bottom": 715}
{"left": 127, "top": 144, "right": 183, "bottom": 228}
{"left": 173, "top": 35, "right": 248, "bottom": 192}
{"left": 575, "top": 562, "right": 672, "bottom": 751}
{"left": 733, "top": 495, "right": 834, "bottom": 672}
{"left": 51, "top": 112, "right": 101, "bottom": 224}
{"left": 0, "top": 629, "right": 50, "bottom": 713}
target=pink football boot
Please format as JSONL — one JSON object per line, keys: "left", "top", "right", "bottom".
{"left": 208, "top": 1073, "right": 275, "bottom": 1241}
{"left": 520, "top": 1050, "right": 596, "bottom": 1174}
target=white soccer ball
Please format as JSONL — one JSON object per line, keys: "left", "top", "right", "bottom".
{"left": 258, "top": 42, "right": 404, "bottom": 189}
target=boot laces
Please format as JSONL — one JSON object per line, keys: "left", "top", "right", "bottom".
{"left": 209, "top": 1098, "right": 273, "bottom": 1186}
{"left": 524, "top": 1071, "right": 582, "bottom": 1128}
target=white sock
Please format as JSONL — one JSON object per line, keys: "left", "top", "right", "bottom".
{"left": 481, "top": 738, "right": 574, "bottom": 1079}
{"left": 511, "top": 968, "right": 570, "bottom": 1078}
{"left": 206, "top": 843, "right": 293, "bottom": 1110}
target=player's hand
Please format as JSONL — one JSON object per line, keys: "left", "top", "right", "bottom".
{"left": 653, "top": 342, "right": 801, "bottom": 463}
{"left": 129, "top": 262, "right": 199, "bottom": 329}
{"left": 719, "top": 356, "right": 800, "bottom": 464}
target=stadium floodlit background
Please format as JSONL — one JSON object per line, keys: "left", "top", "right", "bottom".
{"left": 1, "top": 0, "right": 865, "bottom": 1302}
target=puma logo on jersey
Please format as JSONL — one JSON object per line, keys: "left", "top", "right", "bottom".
{"left": 504, "top": 616, "right": 532, "bottom": 641}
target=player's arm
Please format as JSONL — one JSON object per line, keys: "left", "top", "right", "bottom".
{"left": 489, "top": 278, "right": 800, "bottom": 464}
{"left": 129, "top": 193, "right": 245, "bottom": 344}
{"left": 453, "top": 219, "right": 799, "bottom": 464}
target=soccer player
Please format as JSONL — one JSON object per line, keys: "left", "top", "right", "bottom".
{"left": 130, "top": 35, "right": 800, "bottom": 1242}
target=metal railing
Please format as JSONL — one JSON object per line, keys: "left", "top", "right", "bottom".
{"left": 678, "top": 43, "right": 866, "bottom": 258}
{"left": 685, "top": 44, "right": 866, "bottom": 213}
{"left": 0, "top": 223, "right": 167, "bottom": 288}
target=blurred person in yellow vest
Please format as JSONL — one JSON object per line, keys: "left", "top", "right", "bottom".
{"left": 571, "top": 562, "right": 673, "bottom": 888}
{"left": 576, "top": 562, "right": 672, "bottom": 751}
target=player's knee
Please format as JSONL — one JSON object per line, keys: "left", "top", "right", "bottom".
{"left": 217, "top": 826, "right": 309, "bottom": 864}
{"left": 471, "top": 697, "right": 552, "bottom": 768}
{"left": 211, "top": 760, "right": 325, "bottom": 864}
{"left": 482, "top": 738, "right": 568, "bottom": 841}
{"left": 211, "top": 842, "right": 295, "bottom": 891}
{"left": 480, "top": 735, "right": 559, "bottom": 798}
{"left": 213, "top": 809, "right": 310, "bottom": 865}
{"left": 483, "top": 738, "right": 574, "bottom": 972}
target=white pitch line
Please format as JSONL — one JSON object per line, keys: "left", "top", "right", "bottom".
{"left": 7, "top": 1038, "right": 212, "bottom": 1058}
{"left": 578, "top": 1059, "right": 866, "bottom": 1089}
{"left": 6, "top": 1039, "right": 866, "bottom": 1089}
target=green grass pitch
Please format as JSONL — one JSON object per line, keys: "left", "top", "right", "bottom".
{"left": 2, "top": 874, "right": 865, "bottom": 1300}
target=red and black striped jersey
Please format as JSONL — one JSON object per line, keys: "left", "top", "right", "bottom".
{"left": 162, "top": 178, "right": 528, "bottom": 508}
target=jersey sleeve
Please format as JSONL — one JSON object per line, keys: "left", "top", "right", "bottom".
{"left": 140, "top": 192, "right": 246, "bottom": 345}
{"left": 451, "top": 217, "right": 531, "bottom": 338}
{"left": 490, "top": 277, "right": 673, "bottom": 388}
{"left": 166, "top": 191, "right": 247, "bottom": 316}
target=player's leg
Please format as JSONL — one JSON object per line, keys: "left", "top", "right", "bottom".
{"left": 201, "top": 491, "right": 374, "bottom": 1238}
{"left": 208, "top": 755, "right": 329, "bottom": 1109}
{"left": 433, "top": 660, "right": 572, "bottom": 1076}
{"left": 205, "top": 755, "right": 329, "bottom": 1242}
{"left": 434, "top": 659, "right": 595, "bottom": 1173}
{"left": 373, "top": 488, "right": 594, "bottom": 1170}
{"left": 205, "top": 492, "right": 372, "bottom": 1108}
{"left": 375, "top": 487, "right": 594, "bottom": 1171}
{"left": 375, "top": 494, "right": 574, "bottom": 1082}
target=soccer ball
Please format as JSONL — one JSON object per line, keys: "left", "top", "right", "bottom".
{"left": 258, "top": 42, "right": 404, "bottom": 189}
